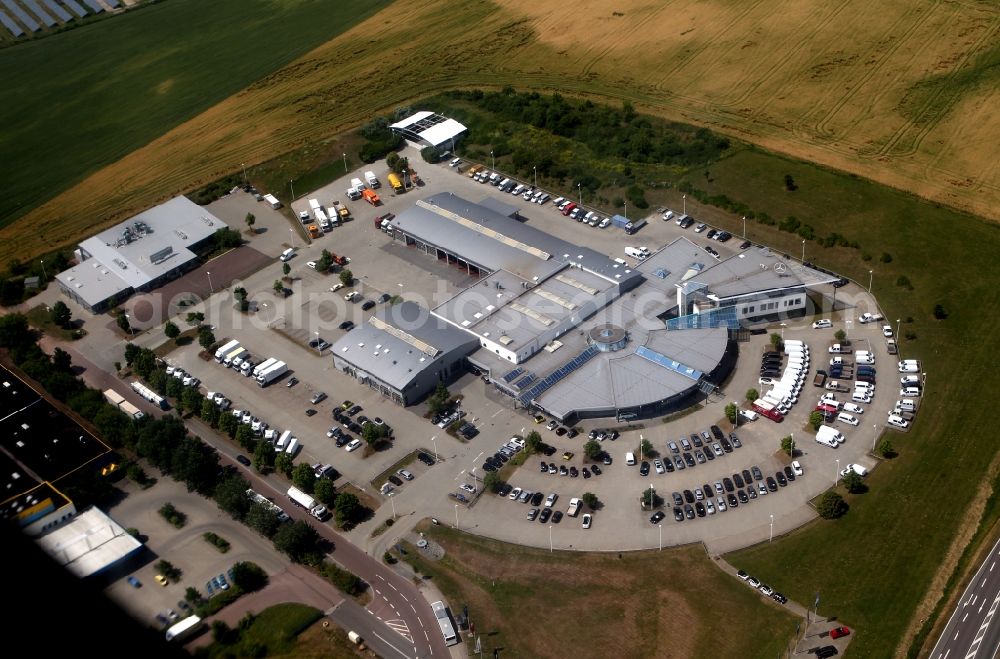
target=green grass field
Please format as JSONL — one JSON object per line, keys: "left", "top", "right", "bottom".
{"left": 395, "top": 526, "right": 797, "bottom": 659}
{"left": 201, "top": 602, "right": 322, "bottom": 658}
{"left": 693, "top": 149, "right": 1000, "bottom": 658}
{"left": 0, "top": 0, "right": 390, "bottom": 229}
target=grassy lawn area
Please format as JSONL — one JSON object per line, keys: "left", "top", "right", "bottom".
{"left": 202, "top": 603, "right": 322, "bottom": 658}
{"left": 25, "top": 304, "right": 83, "bottom": 341}
{"left": 395, "top": 525, "right": 796, "bottom": 658}
{"left": 0, "top": 0, "right": 391, "bottom": 229}
{"left": 703, "top": 148, "right": 1000, "bottom": 657}
{"left": 269, "top": 616, "right": 366, "bottom": 659}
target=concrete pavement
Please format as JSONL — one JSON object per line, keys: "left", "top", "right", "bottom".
{"left": 930, "top": 536, "right": 1000, "bottom": 659}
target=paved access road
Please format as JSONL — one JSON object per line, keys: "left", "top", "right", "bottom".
{"left": 930, "top": 536, "right": 1000, "bottom": 659}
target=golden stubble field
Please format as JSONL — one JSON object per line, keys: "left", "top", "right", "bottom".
{"left": 6, "top": 0, "right": 999, "bottom": 263}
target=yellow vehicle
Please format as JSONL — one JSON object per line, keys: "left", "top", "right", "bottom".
{"left": 154, "top": 575, "right": 169, "bottom": 587}
{"left": 387, "top": 172, "right": 404, "bottom": 193}
{"left": 467, "top": 164, "right": 484, "bottom": 178}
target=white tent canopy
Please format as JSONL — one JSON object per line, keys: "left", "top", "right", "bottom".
{"left": 390, "top": 111, "right": 467, "bottom": 148}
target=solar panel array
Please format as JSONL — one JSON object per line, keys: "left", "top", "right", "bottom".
{"left": 0, "top": 9, "right": 22, "bottom": 35}
{"left": 501, "top": 367, "right": 524, "bottom": 383}
{"left": 517, "top": 345, "right": 600, "bottom": 407}
{"left": 105, "top": 0, "right": 120, "bottom": 6}
{"left": 82, "top": 0, "right": 103, "bottom": 13}
{"left": 23, "top": 0, "right": 55, "bottom": 26}
{"left": 634, "top": 345, "right": 703, "bottom": 381}
{"left": 42, "top": 0, "right": 70, "bottom": 22}
{"left": 63, "top": 0, "right": 87, "bottom": 18}
{"left": 666, "top": 306, "right": 740, "bottom": 331}
{"left": 2, "top": 0, "right": 39, "bottom": 31}
{"left": 513, "top": 373, "right": 537, "bottom": 390}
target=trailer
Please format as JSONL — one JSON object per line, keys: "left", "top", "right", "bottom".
{"left": 214, "top": 339, "right": 240, "bottom": 362}
{"left": 610, "top": 214, "right": 630, "bottom": 229}
{"left": 223, "top": 347, "right": 246, "bottom": 368}
{"left": 624, "top": 218, "right": 647, "bottom": 235}
{"left": 364, "top": 171, "right": 380, "bottom": 188}
{"left": 287, "top": 486, "right": 328, "bottom": 520}
{"left": 246, "top": 488, "right": 290, "bottom": 522}
{"left": 256, "top": 361, "right": 288, "bottom": 386}
{"left": 165, "top": 616, "right": 203, "bottom": 642}
{"left": 103, "top": 389, "right": 125, "bottom": 408}
{"left": 131, "top": 381, "right": 167, "bottom": 410}
{"left": 276, "top": 430, "right": 292, "bottom": 451}
{"left": 308, "top": 198, "right": 321, "bottom": 213}
{"left": 263, "top": 194, "right": 281, "bottom": 209}
{"left": 119, "top": 401, "right": 145, "bottom": 420}
{"left": 251, "top": 357, "right": 278, "bottom": 379}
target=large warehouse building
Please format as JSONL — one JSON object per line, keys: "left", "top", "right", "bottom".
{"left": 55, "top": 196, "right": 228, "bottom": 312}
{"left": 336, "top": 192, "right": 831, "bottom": 422}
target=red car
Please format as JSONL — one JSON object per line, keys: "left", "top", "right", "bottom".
{"left": 829, "top": 627, "right": 851, "bottom": 639}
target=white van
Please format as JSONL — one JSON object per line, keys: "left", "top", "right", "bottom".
{"left": 887, "top": 414, "right": 910, "bottom": 429}
{"left": 625, "top": 247, "right": 650, "bottom": 260}
{"left": 284, "top": 437, "right": 299, "bottom": 456}
{"left": 511, "top": 183, "right": 525, "bottom": 196}
{"left": 739, "top": 409, "right": 759, "bottom": 422}
{"left": 837, "top": 412, "right": 859, "bottom": 426}
{"left": 280, "top": 248, "right": 294, "bottom": 262}
{"left": 626, "top": 452, "right": 637, "bottom": 466}
{"left": 276, "top": 430, "right": 291, "bottom": 451}
{"left": 852, "top": 392, "right": 872, "bottom": 404}
{"left": 784, "top": 339, "right": 806, "bottom": 347}
{"left": 900, "top": 386, "right": 921, "bottom": 397}
{"left": 817, "top": 425, "right": 845, "bottom": 444}
{"left": 895, "top": 399, "right": 917, "bottom": 412}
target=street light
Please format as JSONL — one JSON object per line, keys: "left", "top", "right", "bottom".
{"left": 549, "top": 525, "right": 553, "bottom": 553}
{"left": 342, "top": 153, "right": 347, "bottom": 173}
{"left": 40, "top": 259, "right": 46, "bottom": 280}
{"left": 682, "top": 194, "right": 686, "bottom": 215}
{"left": 742, "top": 216, "right": 746, "bottom": 239}
{"left": 868, "top": 270, "right": 873, "bottom": 293}
{"left": 533, "top": 166, "right": 537, "bottom": 189}
{"left": 845, "top": 319, "right": 852, "bottom": 340}
{"left": 490, "top": 150, "right": 495, "bottom": 171}
{"left": 289, "top": 179, "right": 296, "bottom": 201}
{"left": 388, "top": 492, "right": 396, "bottom": 519}
{"left": 835, "top": 459, "right": 840, "bottom": 486}
{"left": 207, "top": 271, "right": 214, "bottom": 294}
{"left": 801, "top": 239, "right": 806, "bottom": 263}
{"left": 577, "top": 182, "right": 582, "bottom": 206}
{"left": 769, "top": 514, "right": 774, "bottom": 542}
{"left": 732, "top": 401, "right": 738, "bottom": 430}
{"left": 431, "top": 435, "right": 438, "bottom": 462}
{"left": 780, "top": 322, "right": 786, "bottom": 339}
{"left": 896, "top": 318, "right": 901, "bottom": 341}
{"left": 639, "top": 433, "right": 644, "bottom": 461}
{"left": 454, "top": 503, "right": 459, "bottom": 529}
{"left": 658, "top": 523, "right": 662, "bottom": 551}
{"left": 873, "top": 424, "right": 878, "bottom": 453}
{"left": 241, "top": 162, "right": 248, "bottom": 186}
{"left": 124, "top": 313, "right": 135, "bottom": 336}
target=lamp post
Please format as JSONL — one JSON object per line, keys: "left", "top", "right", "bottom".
{"left": 289, "top": 227, "right": 295, "bottom": 248}
{"left": 733, "top": 402, "right": 738, "bottom": 430}
{"left": 124, "top": 314, "right": 135, "bottom": 336}
{"left": 314, "top": 331, "right": 321, "bottom": 355}
{"left": 549, "top": 525, "right": 553, "bottom": 553}
{"left": 835, "top": 459, "right": 840, "bottom": 487}
{"left": 241, "top": 162, "right": 248, "bottom": 186}
{"left": 40, "top": 259, "right": 46, "bottom": 280}
{"left": 431, "top": 435, "right": 438, "bottom": 462}
{"left": 742, "top": 216, "right": 746, "bottom": 239}
{"left": 873, "top": 424, "right": 878, "bottom": 453}
{"left": 289, "top": 179, "right": 296, "bottom": 201}
{"left": 769, "top": 514, "right": 774, "bottom": 542}
{"left": 868, "top": 270, "right": 873, "bottom": 293}
{"left": 648, "top": 483, "right": 654, "bottom": 511}
{"left": 533, "top": 166, "right": 537, "bottom": 189}
{"left": 454, "top": 503, "right": 459, "bottom": 529}
{"left": 845, "top": 319, "right": 852, "bottom": 340}
{"left": 896, "top": 318, "right": 901, "bottom": 341}
{"left": 790, "top": 433, "right": 795, "bottom": 458}
{"left": 780, "top": 322, "right": 786, "bottom": 339}
{"left": 490, "top": 150, "right": 494, "bottom": 171}
{"left": 342, "top": 153, "right": 347, "bottom": 173}
{"left": 658, "top": 523, "right": 662, "bottom": 551}
{"left": 624, "top": 200, "right": 627, "bottom": 221}
{"left": 207, "top": 271, "right": 214, "bottom": 294}
{"left": 682, "top": 194, "right": 686, "bottom": 216}
{"left": 388, "top": 492, "right": 396, "bottom": 519}
{"left": 577, "top": 182, "right": 582, "bottom": 206}
{"left": 801, "top": 239, "right": 806, "bottom": 263}
{"left": 639, "top": 433, "right": 644, "bottom": 461}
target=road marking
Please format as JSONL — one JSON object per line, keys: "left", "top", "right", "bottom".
{"left": 390, "top": 582, "right": 398, "bottom": 591}
{"left": 963, "top": 613, "right": 969, "bottom": 622}
{"left": 411, "top": 604, "right": 418, "bottom": 614}
{"left": 383, "top": 595, "right": 389, "bottom": 602}
{"left": 425, "top": 631, "right": 430, "bottom": 641}
{"left": 378, "top": 573, "right": 386, "bottom": 581}
{"left": 943, "top": 649, "right": 950, "bottom": 659}
{"left": 991, "top": 561, "right": 995, "bottom": 572}
{"left": 492, "top": 409, "right": 503, "bottom": 417}
{"left": 418, "top": 615, "right": 425, "bottom": 627}
{"left": 384, "top": 618, "right": 413, "bottom": 642}
{"left": 373, "top": 632, "right": 412, "bottom": 659}
{"left": 955, "top": 630, "right": 960, "bottom": 640}
{"left": 401, "top": 594, "right": 409, "bottom": 602}
{"left": 982, "top": 578, "right": 988, "bottom": 588}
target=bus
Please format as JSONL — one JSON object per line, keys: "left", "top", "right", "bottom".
{"left": 165, "top": 616, "right": 203, "bottom": 642}
{"left": 431, "top": 601, "right": 458, "bottom": 646}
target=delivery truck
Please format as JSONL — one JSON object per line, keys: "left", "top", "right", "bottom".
{"left": 214, "top": 339, "right": 240, "bottom": 362}
{"left": 287, "top": 486, "right": 329, "bottom": 520}
{"left": 256, "top": 361, "right": 288, "bottom": 386}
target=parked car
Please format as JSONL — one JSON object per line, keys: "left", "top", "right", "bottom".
{"left": 582, "top": 513, "right": 592, "bottom": 529}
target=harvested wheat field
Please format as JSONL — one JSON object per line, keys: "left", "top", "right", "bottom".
{"left": 3, "top": 0, "right": 998, "bottom": 263}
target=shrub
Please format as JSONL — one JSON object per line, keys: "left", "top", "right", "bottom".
{"left": 816, "top": 491, "right": 848, "bottom": 519}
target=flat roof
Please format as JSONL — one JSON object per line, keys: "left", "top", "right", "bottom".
{"left": 35, "top": 507, "right": 142, "bottom": 577}
{"left": 56, "top": 196, "right": 227, "bottom": 305}
{"left": 331, "top": 301, "right": 479, "bottom": 389}
{"left": 0, "top": 365, "right": 112, "bottom": 485}
{"left": 389, "top": 111, "right": 468, "bottom": 148}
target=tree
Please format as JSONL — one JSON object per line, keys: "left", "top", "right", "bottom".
{"left": 218, "top": 411, "right": 237, "bottom": 438}
{"left": 483, "top": 471, "right": 502, "bottom": 493}
{"left": 181, "top": 387, "right": 202, "bottom": 416}
{"left": 877, "top": 437, "right": 896, "bottom": 458}
{"left": 524, "top": 431, "right": 542, "bottom": 454}
{"left": 50, "top": 301, "right": 72, "bottom": 328}
{"left": 808, "top": 411, "right": 824, "bottom": 430}
{"left": 124, "top": 342, "right": 140, "bottom": 366}
{"left": 784, "top": 174, "right": 796, "bottom": 191}
{"left": 583, "top": 440, "right": 602, "bottom": 461}
{"left": 841, "top": 470, "right": 865, "bottom": 494}
{"left": 245, "top": 212, "right": 256, "bottom": 232}
{"left": 214, "top": 473, "right": 251, "bottom": 521}
{"left": 52, "top": 347, "right": 72, "bottom": 373}
{"left": 274, "top": 452, "right": 293, "bottom": 476}
{"left": 185, "top": 311, "right": 204, "bottom": 325}
{"left": 292, "top": 463, "right": 316, "bottom": 493}
{"left": 641, "top": 487, "right": 661, "bottom": 509}
{"left": 314, "top": 478, "right": 337, "bottom": 506}
{"left": 339, "top": 268, "right": 354, "bottom": 287}
{"left": 334, "top": 492, "right": 362, "bottom": 528}
{"left": 230, "top": 561, "right": 268, "bottom": 591}
{"left": 273, "top": 280, "right": 284, "bottom": 296}
{"left": 725, "top": 403, "right": 738, "bottom": 425}
{"left": 184, "top": 586, "right": 201, "bottom": 603}
{"left": 201, "top": 400, "right": 220, "bottom": 427}
{"left": 770, "top": 333, "right": 783, "bottom": 350}
{"left": 816, "top": 491, "right": 848, "bottom": 519}
{"left": 282, "top": 262, "right": 291, "bottom": 277}
{"left": 245, "top": 502, "right": 281, "bottom": 538}
{"left": 362, "top": 422, "right": 390, "bottom": 446}
{"left": 933, "top": 303, "right": 948, "bottom": 320}
{"left": 639, "top": 438, "right": 654, "bottom": 459}
{"left": 780, "top": 435, "right": 795, "bottom": 456}
{"left": 155, "top": 559, "right": 181, "bottom": 582}
{"left": 234, "top": 287, "right": 248, "bottom": 302}
{"left": 253, "top": 440, "right": 275, "bottom": 472}
{"left": 582, "top": 492, "right": 599, "bottom": 510}
{"left": 116, "top": 311, "right": 131, "bottom": 333}
{"left": 834, "top": 329, "right": 846, "bottom": 342}
{"left": 163, "top": 321, "right": 180, "bottom": 340}
{"left": 198, "top": 327, "right": 216, "bottom": 351}
{"left": 426, "top": 382, "right": 450, "bottom": 415}
{"left": 235, "top": 423, "right": 255, "bottom": 450}
{"left": 745, "top": 388, "right": 759, "bottom": 403}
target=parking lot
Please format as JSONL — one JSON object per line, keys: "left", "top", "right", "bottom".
{"left": 155, "top": 147, "right": 906, "bottom": 554}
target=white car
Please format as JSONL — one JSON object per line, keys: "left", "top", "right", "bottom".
{"left": 508, "top": 487, "right": 522, "bottom": 501}
{"left": 544, "top": 493, "right": 558, "bottom": 508}
{"left": 398, "top": 469, "right": 414, "bottom": 481}
{"left": 653, "top": 459, "right": 665, "bottom": 475}
{"left": 842, "top": 403, "right": 864, "bottom": 415}
{"left": 344, "top": 439, "right": 362, "bottom": 452}
{"left": 581, "top": 513, "right": 592, "bottom": 529}
{"left": 812, "top": 319, "right": 832, "bottom": 329}
{"left": 716, "top": 496, "right": 727, "bottom": 512}
{"left": 705, "top": 500, "right": 716, "bottom": 515}
{"left": 887, "top": 414, "right": 910, "bottom": 429}
{"left": 840, "top": 463, "right": 868, "bottom": 478}
{"left": 694, "top": 223, "right": 707, "bottom": 233}
{"left": 599, "top": 217, "right": 611, "bottom": 228}
{"left": 859, "top": 312, "right": 883, "bottom": 324}
{"left": 329, "top": 283, "right": 344, "bottom": 292}
{"left": 459, "top": 483, "right": 477, "bottom": 494}
{"left": 449, "top": 157, "right": 461, "bottom": 167}
{"left": 898, "top": 362, "right": 920, "bottom": 373}
{"left": 791, "top": 460, "right": 803, "bottom": 476}
{"left": 852, "top": 393, "right": 872, "bottom": 404}
{"left": 900, "top": 375, "right": 920, "bottom": 386}
{"left": 882, "top": 325, "right": 893, "bottom": 337}
{"left": 306, "top": 261, "right": 317, "bottom": 269}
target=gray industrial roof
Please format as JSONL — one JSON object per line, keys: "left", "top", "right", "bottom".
{"left": 332, "top": 301, "right": 479, "bottom": 389}
{"left": 56, "top": 196, "right": 227, "bottom": 306}
{"left": 534, "top": 326, "right": 728, "bottom": 418}
{"left": 35, "top": 507, "right": 143, "bottom": 577}
{"left": 390, "top": 193, "right": 643, "bottom": 286}
{"left": 389, "top": 111, "right": 468, "bottom": 148}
